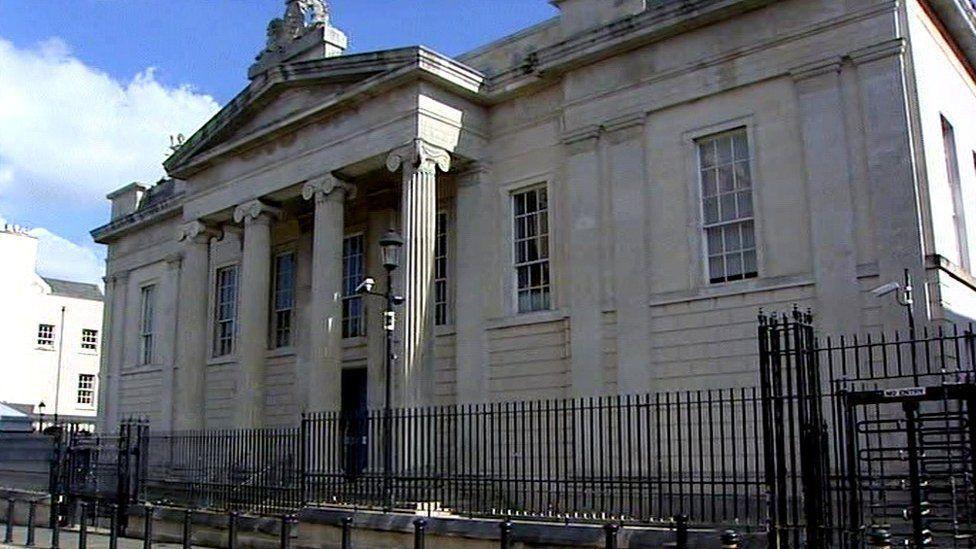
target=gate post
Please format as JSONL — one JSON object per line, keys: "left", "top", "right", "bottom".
{"left": 840, "top": 388, "right": 861, "bottom": 545}
{"left": 757, "top": 312, "right": 780, "bottom": 547}
{"left": 115, "top": 422, "right": 131, "bottom": 535}
{"left": 903, "top": 401, "right": 930, "bottom": 548}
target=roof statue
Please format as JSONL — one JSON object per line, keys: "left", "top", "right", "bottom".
{"left": 251, "top": 0, "right": 346, "bottom": 79}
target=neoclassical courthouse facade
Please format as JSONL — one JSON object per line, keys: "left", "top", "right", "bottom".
{"left": 93, "top": 0, "right": 976, "bottom": 431}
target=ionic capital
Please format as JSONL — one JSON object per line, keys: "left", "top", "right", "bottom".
{"left": 177, "top": 220, "right": 220, "bottom": 245}
{"left": 386, "top": 138, "right": 451, "bottom": 175}
{"left": 301, "top": 174, "right": 356, "bottom": 203}
{"left": 233, "top": 199, "right": 281, "bottom": 225}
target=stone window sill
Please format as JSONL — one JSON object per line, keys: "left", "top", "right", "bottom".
{"left": 121, "top": 365, "right": 163, "bottom": 376}
{"left": 342, "top": 337, "right": 366, "bottom": 348}
{"left": 266, "top": 347, "right": 296, "bottom": 359}
{"left": 207, "top": 355, "right": 238, "bottom": 367}
{"left": 486, "top": 309, "right": 567, "bottom": 331}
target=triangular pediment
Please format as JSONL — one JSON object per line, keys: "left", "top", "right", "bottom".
{"left": 163, "top": 47, "right": 485, "bottom": 178}
{"left": 204, "top": 81, "right": 350, "bottom": 152}
{"left": 164, "top": 48, "right": 425, "bottom": 175}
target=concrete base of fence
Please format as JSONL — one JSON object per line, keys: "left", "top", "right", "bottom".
{"left": 132, "top": 505, "right": 765, "bottom": 549}
{"left": 0, "top": 490, "right": 52, "bottom": 527}
{"left": 1, "top": 490, "right": 766, "bottom": 548}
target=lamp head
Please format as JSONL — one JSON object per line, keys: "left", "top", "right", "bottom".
{"left": 379, "top": 229, "right": 404, "bottom": 271}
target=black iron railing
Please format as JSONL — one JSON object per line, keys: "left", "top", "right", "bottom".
{"left": 141, "top": 389, "right": 768, "bottom": 526}
{"left": 51, "top": 312, "right": 976, "bottom": 547}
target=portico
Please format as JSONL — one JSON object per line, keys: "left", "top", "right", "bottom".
{"left": 166, "top": 132, "right": 466, "bottom": 427}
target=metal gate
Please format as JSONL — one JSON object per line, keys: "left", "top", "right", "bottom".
{"left": 841, "top": 383, "right": 976, "bottom": 547}
{"left": 759, "top": 310, "right": 833, "bottom": 547}
{"left": 51, "top": 420, "right": 148, "bottom": 531}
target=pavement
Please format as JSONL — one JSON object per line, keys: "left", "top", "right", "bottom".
{"left": 0, "top": 525, "right": 193, "bottom": 549}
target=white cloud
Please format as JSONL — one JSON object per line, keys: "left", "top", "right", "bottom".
{"left": 0, "top": 36, "right": 220, "bottom": 207}
{"left": 0, "top": 36, "right": 220, "bottom": 286}
{"left": 0, "top": 214, "right": 105, "bottom": 287}
{"left": 28, "top": 226, "right": 106, "bottom": 287}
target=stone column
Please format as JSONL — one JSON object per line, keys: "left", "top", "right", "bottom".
{"left": 173, "top": 221, "right": 219, "bottom": 431}
{"left": 454, "top": 164, "right": 490, "bottom": 404}
{"left": 232, "top": 200, "right": 281, "bottom": 428}
{"left": 386, "top": 138, "right": 451, "bottom": 407}
{"left": 791, "top": 59, "right": 862, "bottom": 335}
{"left": 851, "top": 40, "right": 928, "bottom": 333}
{"left": 96, "top": 274, "right": 117, "bottom": 432}
{"left": 563, "top": 126, "right": 604, "bottom": 397}
{"left": 605, "top": 114, "right": 652, "bottom": 393}
{"left": 159, "top": 254, "right": 182, "bottom": 432}
{"left": 301, "top": 177, "right": 353, "bottom": 412}
{"left": 105, "top": 271, "right": 129, "bottom": 430}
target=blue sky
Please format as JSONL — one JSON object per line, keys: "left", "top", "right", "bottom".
{"left": 0, "top": 0, "right": 558, "bottom": 284}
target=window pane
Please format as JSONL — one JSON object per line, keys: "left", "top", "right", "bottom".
{"left": 741, "top": 221, "right": 756, "bottom": 248}
{"left": 724, "top": 225, "right": 742, "bottom": 252}
{"left": 700, "top": 140, "right": 716, "bottom": 168}
{"left": 709, "top": 256, "right": 724, "bottom": 281}
{"left": 733, "top": 131, "right": 749, "bottom": 161}
{"left": 734, "top": 161, "right": 751, "bottom": 189}
{"left": 737, "top": 191, "right": 753, "bottom": 218}
{"left": 526, "top": 238, "right": 539, "bottom": 262}
{"left": 716, "top": 136, "right": 733, "bottom": 165}
{"left": 706, "top": 227, "right": 723, "bottom": 255}
{"left": 718, "top": 165, "right": 734, "bottom": 193}
{"left": 525, "top": 190, "right": 537, "bottom": 214}
{"left": 703, "top": 197, "right": 719, "bottom": 224}
{"left": 720, "top": 194, "right": 737, "bottom": 222}
{"left": 701, "top": 170, "right": 717, "bottom": 197}
{"left": 727, "top": 253, "right": 743, "bottom": 277}
{"left": 743, "top": 249, "right": 757, "bottom": 274}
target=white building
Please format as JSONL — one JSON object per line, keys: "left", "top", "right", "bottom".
{"left": 93, "top": 0, "right": 976, "bottom": 432}
{"left": 0, "top": 225, "right": 103, "bottom": 419}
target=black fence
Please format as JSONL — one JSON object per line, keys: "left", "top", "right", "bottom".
{"left": 140, "top": 388, "right": 767, "bottom": 527}
{"left": 759, "top": 310, "right": 976, "bottom": 547}
{"left": 52, "top": 311, "right": 976, "bottom": 547}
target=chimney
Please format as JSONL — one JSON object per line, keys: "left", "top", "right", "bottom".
{"left": 106, "top": 182, "right": 148, "bottom": 220}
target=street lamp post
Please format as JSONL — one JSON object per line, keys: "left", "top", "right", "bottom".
{"left": 379, "top": 229, "right": 404, "bottom": 510}
{"left": 357, "top": 229, "right": 404, "bottom": 510}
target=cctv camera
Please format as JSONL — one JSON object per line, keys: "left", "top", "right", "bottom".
{"left": 870, "top": 282, "right": 900, "bottom": 298}
{"left": 355, "top": 277, "right": 375, "bottom": 294}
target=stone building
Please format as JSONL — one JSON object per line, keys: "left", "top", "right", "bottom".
{"left": 0, "top": 225, "right": 103, "bottom": 420}
{"left": 92, "top": 0, "right": 976, "bottom": 431}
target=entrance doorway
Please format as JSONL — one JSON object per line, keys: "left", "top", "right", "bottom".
{"left": 341, "top": 368, "right": 368, "bottom": 478}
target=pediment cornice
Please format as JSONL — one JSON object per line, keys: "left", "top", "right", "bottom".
{"left": 164, "top": 47, "right": 485, "bottom": 178}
